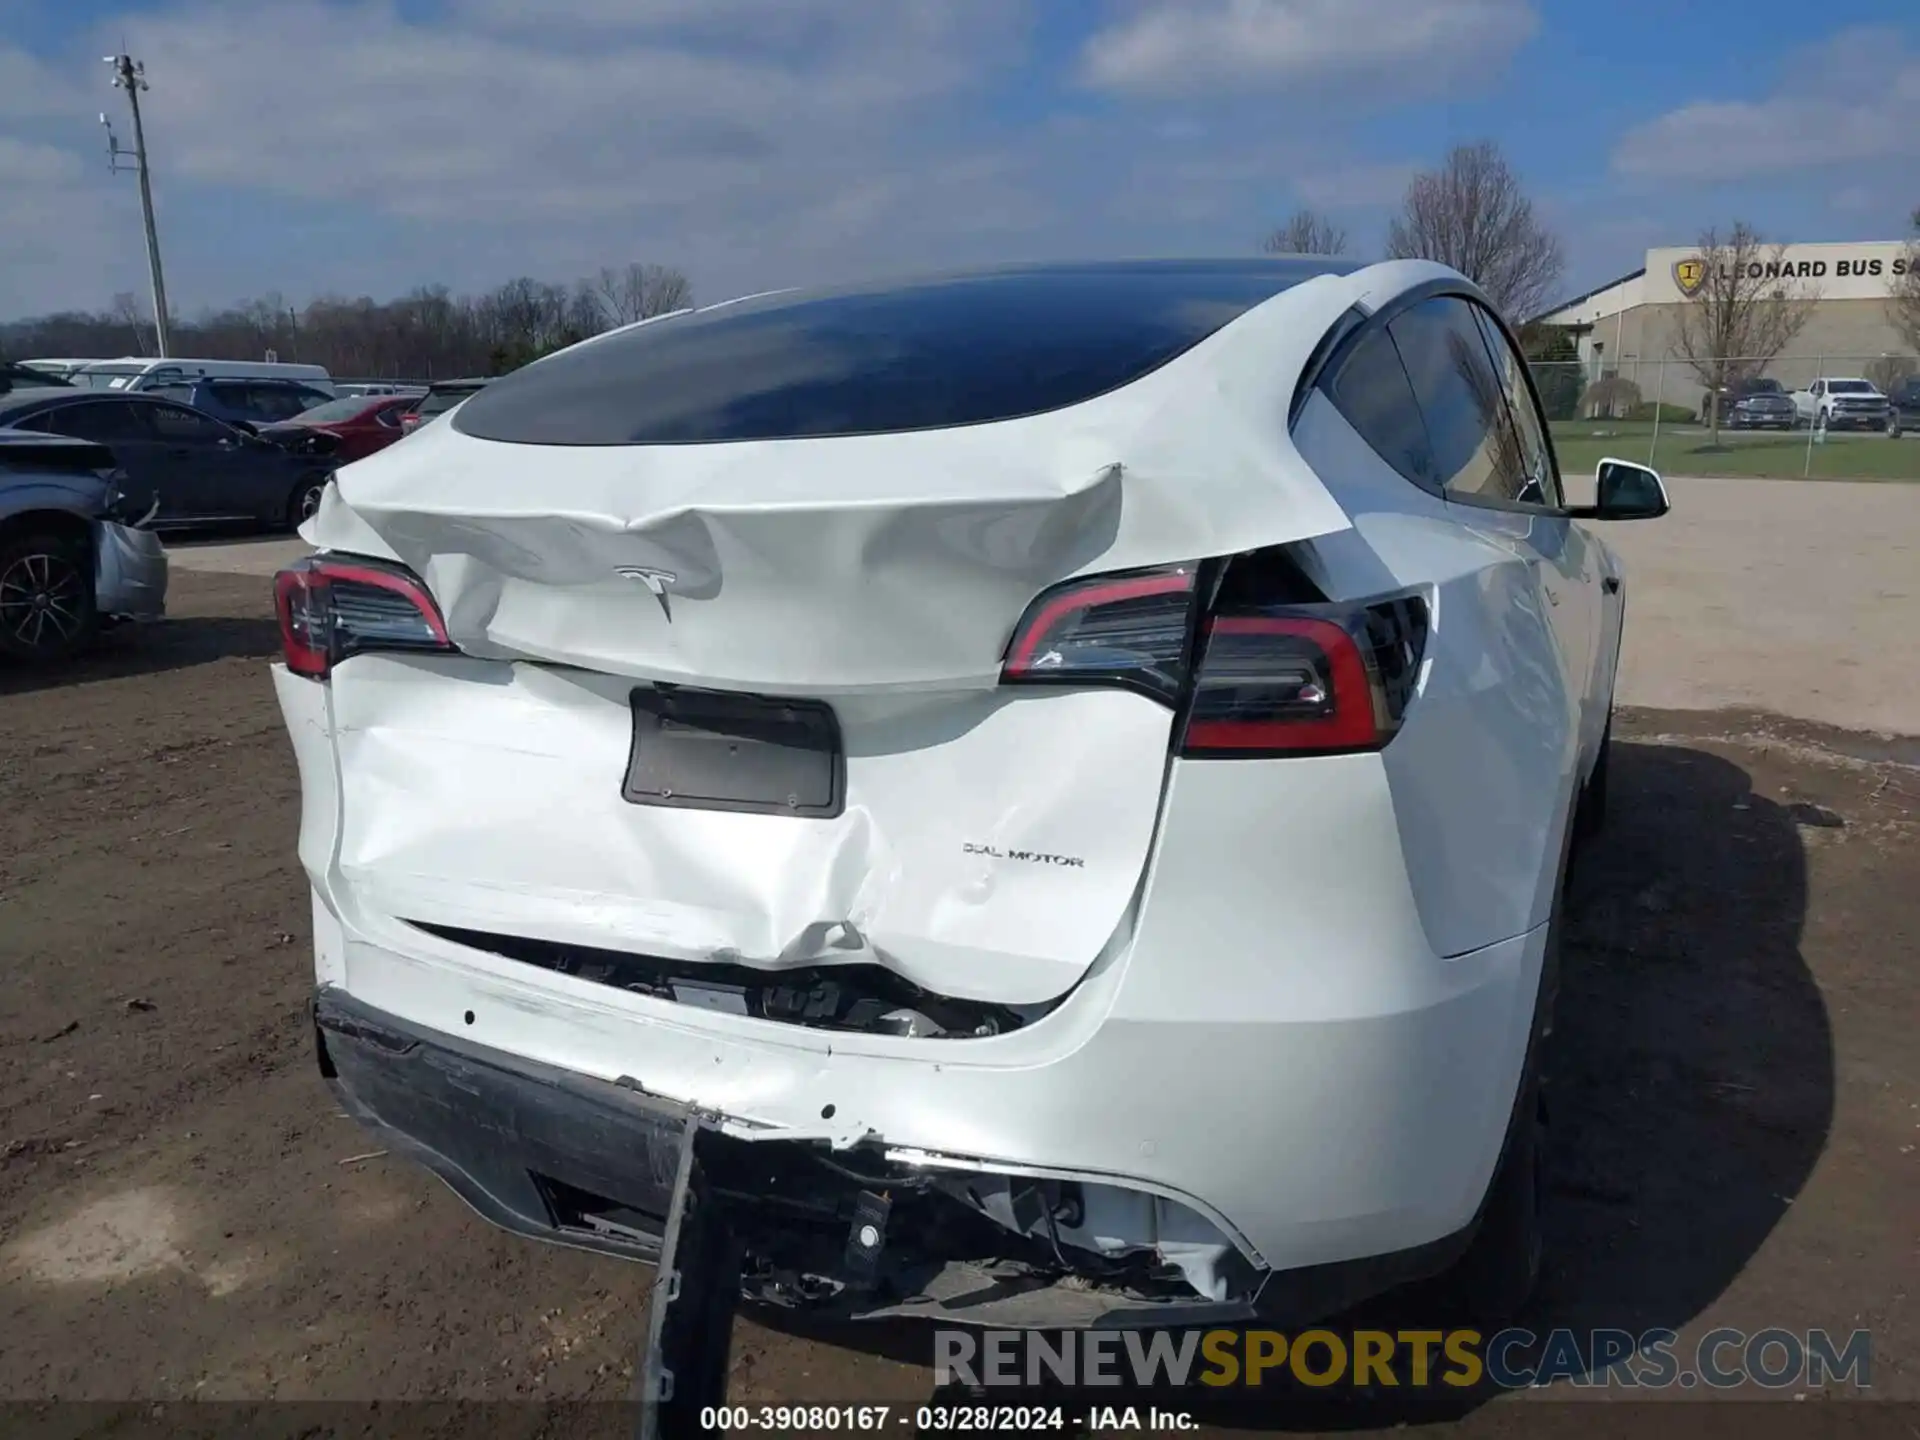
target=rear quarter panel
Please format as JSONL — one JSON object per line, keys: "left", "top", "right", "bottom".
{"left": 1288, "top": 391, "right": 1580, "bottom": 957}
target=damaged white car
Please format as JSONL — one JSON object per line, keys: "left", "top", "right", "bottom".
{"left": 275, "top": 258, "right": 1667, "bottom": 1367}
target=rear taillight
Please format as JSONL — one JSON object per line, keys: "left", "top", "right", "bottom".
{"left": 273, "top": 555, "right": 452, "bottom": 680}
{"left": 999, "top": 562, "right": 1428, "bottom": 758}
{"left": 1180, "top": 596, "right": 1427, "bottom": 756}
{"left": 999, "top": 564, "right": 1198, "bottom": 704}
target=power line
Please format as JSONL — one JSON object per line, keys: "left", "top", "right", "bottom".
{"left": 100, "top": 54, "right": 171, "bottom": 359}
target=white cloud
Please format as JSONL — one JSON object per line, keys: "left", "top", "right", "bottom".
{"left": 0, "top": 42, "right": 90, "bottom": 120}
{"left": 112, "top": 0, "right": 1012, "bottom": 218}
{"left": 0, "top": 137, "right": 86, "bottom": 187}
{"left": 0, "top": 0, "right": 1541, "bottom": 319}
{"left": 1078, "top": 0, "right": 1537, "bottom": 100}
{"left": 9, "top": 0, "right": 1062, "bottom": 310}
{"left": 0, "top": 156, "right": 132, "bottom": 322}
{"left": 1612, "top": 27, "right": 1920, "bottom": 182}
{"left": 1294, "top": 162, "right": 1419, "bottom": 210}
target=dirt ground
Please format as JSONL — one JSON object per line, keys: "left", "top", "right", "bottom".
{"left": 1, "top": 564, "right": 1916, "bottom": 1436}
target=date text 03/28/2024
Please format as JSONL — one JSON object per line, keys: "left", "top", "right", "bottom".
{"left": 697, "top": 1406, "right": 1188, "bottom": 1431}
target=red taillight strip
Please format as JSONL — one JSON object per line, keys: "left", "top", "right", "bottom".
{"left": 1003, "top": 570, "right": 1195, "bottom": 672}
{"left": 273, "top": 567, "right": 330, "bottom": 678}
{"left": 273, "top": 556, "right": 452, "bottom": 680}
{"left": 310, "top": 559, "right": 451, "bottom": 645}
{"left": 1182, "top": 614, "right": 1379, "bottom": 752}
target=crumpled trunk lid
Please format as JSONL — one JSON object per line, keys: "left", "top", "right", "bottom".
{"left": 303, "top": 305, "right": 1355, "bottom": 1006}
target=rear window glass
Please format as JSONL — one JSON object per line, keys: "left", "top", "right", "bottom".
{"left": 75, "top": 367, "right": 142, "bottom": 389}
{"left": 454, "top": 259, "right": 1356, "bottom": 446}
{"left": 290, "top": 396, "right": 375, "bottom": 425}
{"left": 417, "top": 387, "right": 481, "bottom": 417}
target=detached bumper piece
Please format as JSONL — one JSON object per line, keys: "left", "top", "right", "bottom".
{"left": 637, "top": 1119, "right": 743, "bottom": 1440}
{"left": 93, "top": 520, "right": 167, "bottom": 623}
{"left": 313, "top": 991, "right": 747, "bottom": 1438}
{"left": 312, "top": 989, "right": 1263, "bottom": 1437}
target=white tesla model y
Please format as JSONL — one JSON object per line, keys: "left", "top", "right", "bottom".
{"left": 275, "top": 258, "right": 1668, "bottom": 1340}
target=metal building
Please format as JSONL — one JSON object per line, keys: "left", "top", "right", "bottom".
{"left": 1537, "top": 240, "right": 1916, "bottom": 400}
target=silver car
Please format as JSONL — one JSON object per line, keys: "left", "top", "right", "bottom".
{"left": 0, "top": 427, "right": 167, "bottom": 662}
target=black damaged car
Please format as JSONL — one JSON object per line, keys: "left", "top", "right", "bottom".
{"left": 0, "top": 387, "right": 337, "bottom": 533}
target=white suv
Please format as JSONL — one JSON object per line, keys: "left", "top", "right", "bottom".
{"left": 274, "top": 259, "right": 1668, "bottom": 1384}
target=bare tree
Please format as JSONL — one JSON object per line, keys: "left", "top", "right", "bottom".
{"left": 1890, "top": 205, "right": 1920, "bottom": 355}
{"left": 1385, "top": 141, "right": 1564, "bottom": 321}
{"left": 1262, "top": 208, "right": 1349, "bottom": 257}
{"left": 109, "top": 292, "right": 149, "bottom": 355}
{"left": 1671, "top": 223, "right": 1819, "bottom": 445}
{"left": 1866, "top": 354, "right": 1915, "bottom": 396}
{"left": 592, "top": 263, "right": 694, "bottom": 326}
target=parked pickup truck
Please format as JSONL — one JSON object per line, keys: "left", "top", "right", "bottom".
{"left": 1792, "top": 377, "right": 1891, "bottom": 432}
{"left": 1702, "top": 377, "right": 1796, "bottom": 429}
{"left": 1886, "top": 377, "right": 1920, "bottom": 438}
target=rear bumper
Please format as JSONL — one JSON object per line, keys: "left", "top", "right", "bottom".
{"left": 316, "top": 986, "right": 689, "bottom": 1258}
{"left": 314, "top": 986, "right": 1510, "bottom": 1327}
{"left": 93, "top": 520, "right": 167, "bottom": 621}
{"left": 301, "top": 872, "right": 1547, "bottom": 1317}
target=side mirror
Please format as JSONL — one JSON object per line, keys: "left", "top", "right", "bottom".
{"left": 231, "top": 419, "right": 259, "bottom": 437}
{"left": 1573, "top": 458, "right": 1669, "bottom": 521}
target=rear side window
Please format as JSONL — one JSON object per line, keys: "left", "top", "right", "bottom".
{"left": 1387, "top": 297, "right": 1528, "bottom": 505}
{"left": 145, "top": 384, "right": 196, "bottom": 405}
{"left": 25, "top": 401, "right": 152, "bottom": 442}
{"left": 246, "top": 385, "right": 326, "bottom": 421}
{"left": 417, "top": 388, "right": 474, "bottom": 418}
{"left": 1327, "top": 326, "right": 1433, "bottom": 486}
{"left": 1469, "top": 305, "right": 1561, "bottom": 508}
{"left": 454, "top": 258, "right": 1357, "bottom": 446}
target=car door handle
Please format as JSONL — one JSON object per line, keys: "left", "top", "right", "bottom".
{"left": 166, "top": 446, "right": 192, "bottom": 458}
{"left": 1603, "top": 576, "right": 1621, "bottom": 594}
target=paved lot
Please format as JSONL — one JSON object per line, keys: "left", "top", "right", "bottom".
{"left": 1, "top": 480, "right": 1916, "bottom": 1431}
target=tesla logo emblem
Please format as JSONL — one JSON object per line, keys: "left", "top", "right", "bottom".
{"left": 615, "top": 566, "right": 677, "bottom": 620}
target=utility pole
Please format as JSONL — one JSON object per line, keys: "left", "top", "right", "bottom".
{"left": 101, "top": 54, "right": 171, "bottom": 358}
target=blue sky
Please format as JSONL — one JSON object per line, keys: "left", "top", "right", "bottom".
{"left": 1, "top": 0, "right": 1915, "bottom": 322}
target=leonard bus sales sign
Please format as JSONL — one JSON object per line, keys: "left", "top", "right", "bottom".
{"left": 1652, "top": 241, "right": 1913, "bottom": 301}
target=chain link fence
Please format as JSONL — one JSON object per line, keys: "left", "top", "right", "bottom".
{"left": 1528, "top": 353, "right": 1919, "bottom": 482}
